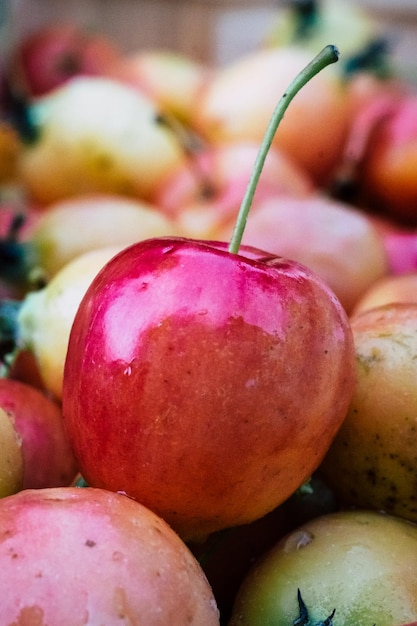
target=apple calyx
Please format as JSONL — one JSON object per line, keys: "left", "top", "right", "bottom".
{"left": 0, "top": 298, "right": 21, "bottom": 376}
{"left": 342, "top": 36, "right": 392, "bottom": 79}
{"left": 285, "top": 0, "right": 319, "bottom": 43}
{"left": 2, "top": 81, "right": 40, "bottom": 144}
{"left": 228, "top": 43, "right": 339, "bottom": 254}
{"left": 0, "top": 214, "right": 43, "bottom": 290}
{"left": 294, "top": 589, "right": 336, "bottom": 626}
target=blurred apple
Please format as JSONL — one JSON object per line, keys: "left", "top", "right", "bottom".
{"left": 368, "top": 213, "right": 417, "bottom": 275}
{"left": 352, "top": 271, "right": 417, "bottom": 315}
{"left": 16, "top": 76, "right": 187, "bottom": 206}
{"left": 106, "top": 48, "right": 210, "bottom": 125}
{"left": 265, "top": 0, "right": 382, "bottom": 63}
{"left": 215, "top": 193, "right": 389, "bottom": 314}
{"left": 332, "top": 87, "right": 406, "bottom": 203}
{"left": 10, "top": 22, "right": 121, "bottom": 97}
{"left": 18, "top": 193, "right": 181, "bottom": 280}
{"left": 192, "top": 46, "right": 351, "bottom": 186}
{"left": 0, "top": 124, "right": 22, "bottom": 183}
{"left": 356, "top": 94, "right": 417, "bottom": 225}
{"left": 153, "top": 141, "right": 315, "bottom": 236}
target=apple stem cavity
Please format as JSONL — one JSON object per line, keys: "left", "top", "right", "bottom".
{"left": 228, "top": 44, "right": 339, "bottom": 255}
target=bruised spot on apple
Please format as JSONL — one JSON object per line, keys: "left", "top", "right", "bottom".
{"left": 62, "top": 237, "right": 356, "bottom": 540}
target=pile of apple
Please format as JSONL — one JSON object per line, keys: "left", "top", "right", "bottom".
{"left": 1, "top": 1, "right": 417, "bottom": 624}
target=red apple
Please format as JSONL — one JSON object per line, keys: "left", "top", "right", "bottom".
{"left": 11, "top": 22, "right": 121, "bottom": 97}
{"left": 0, "top": 487, "right": 220, "bottom": 625}
{"left": 62, "top": 237, "right": 355, "bottom": 541}
{"left": 0, "top": 378, "right": 78, "bottom": 488}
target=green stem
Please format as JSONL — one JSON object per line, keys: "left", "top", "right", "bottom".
{"left": 228, "top": 44, "right": 339, "bottom": 255}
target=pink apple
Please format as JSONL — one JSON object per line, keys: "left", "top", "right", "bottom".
{"left": 0, "top": 487, "right": 220, "bottom": 624}
{"left": 369, "top": 214, "right": 417, "bottom": 275}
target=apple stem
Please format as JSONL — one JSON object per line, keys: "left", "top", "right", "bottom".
{"left": 228, "top": 44, "right": 339, "bottom": 255}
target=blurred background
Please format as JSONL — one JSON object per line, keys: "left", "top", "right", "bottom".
{"left": 3, "top": 0, "right": 417, "bottom": 81}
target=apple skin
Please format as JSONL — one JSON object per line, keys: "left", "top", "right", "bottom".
{"left": 319, "top": 303, "right": 417, "bottom": 523}
{"left": 0, "top": 487, "right": 220, "bottom": 625}
{"left": 0, "top": 378, "right": 78, "bottom": 488}
{"left": 352, "top": 271, "right": 417, "bottom": 315}
{"left": 62, "top": 237, "right": 355, "bottom": 541}
{"left": 228, "top": 509, "right": 417, "bottom": 626}
{"left": 17, "top": 245, "right": 126, "bottom": 401}
{"left": 0, "top": 406, "right": 23, "bottom": 497}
